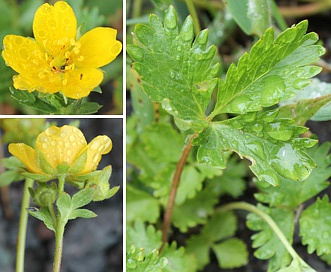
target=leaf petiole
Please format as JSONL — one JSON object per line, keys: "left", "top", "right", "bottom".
{"left": 218, "top": 202, "right": 312, "bottom": 268}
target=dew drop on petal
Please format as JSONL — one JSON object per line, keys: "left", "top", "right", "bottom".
{"left": 67, "top": 149, "right": 72, "bottom": 156}
{"left": 51, "top": 141, "right": 56, "bottom": 147}
{"left": 14, "top": 36, "right": 24, "bottom": 46}
{"left": 92, "top": 154, "right": 99, "bottom": 163}
{"left": 45, "top": 127, "right": 56, "bottom": 136}
{"left": 57, "top": 1, "right": 68, "bottom": 11}
{"left": 90, "top": 141, "right": 99, "bottom": 151}
{"left": 42, "top": 143, "right": 47, "bottom": 149}
{"left": 69, "top": 135, "right": 75, "bottom": 142}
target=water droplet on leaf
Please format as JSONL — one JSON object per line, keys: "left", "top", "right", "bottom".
{"left": 260, "top": 75, "right": 286, "bottom": 107}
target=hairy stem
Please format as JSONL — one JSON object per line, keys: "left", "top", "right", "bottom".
{"left": 160, "top": 133, "right": 197, "bottom": 251}
{"left": 52, "top": 176, "right": 66, "bottom": 272}
{"left": 185, "top": 0, "right": 201, "bottom": 35}
{"left": 16, "top": 178, "right": 34, "bottom": 272}
{"left": 52, "top": 220, "right": 65, "bottom": 272}
{"left": 218, "top": 202, "right": 307, "bottom": 264}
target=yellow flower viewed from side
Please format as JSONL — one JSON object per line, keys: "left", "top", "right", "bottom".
{"left": 8, "top": 125, "right": 112, "bottom": 176}
{"left": 2, "top": 1, "right": 122, "bottom": 99}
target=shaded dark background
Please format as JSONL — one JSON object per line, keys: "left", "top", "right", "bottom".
{"left": 0, "top": 118, "right": 123, "bottom": 272}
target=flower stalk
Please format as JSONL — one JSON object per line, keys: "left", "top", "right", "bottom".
{"left": 16, "top": 178, "right": 34, "bottom": 272}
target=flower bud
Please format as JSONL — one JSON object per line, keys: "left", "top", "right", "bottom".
{"left": 29, "top": 183, "right": 57, "bottom": 207}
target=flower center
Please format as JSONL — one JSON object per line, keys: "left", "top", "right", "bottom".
{"left": 39, "top": 38, "right": 84, "bottom": 85}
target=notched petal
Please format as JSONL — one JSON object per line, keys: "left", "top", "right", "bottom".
{"left": 77, "top": 27, "right": 122, "bottom": 68}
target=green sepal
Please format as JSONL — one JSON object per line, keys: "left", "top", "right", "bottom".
{"left": 36, "top": 149, "right": 56, "bottom": 175}
{"left": 70, "top": 148, "right": 87, "bottom": 174}
{"left": 56, "top": 163, "right": 70, "bottom": 174}
{"left": 21, "top": 171, "right": 53, "bottom": 182}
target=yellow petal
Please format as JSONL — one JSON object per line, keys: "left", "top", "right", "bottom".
{"left": 76, "top": 27, "right": 122, "bottom": 68}
{"left": 2, "top": 35, "right": 45, "bottom": 75}
{"left": 81, "top": 136, "right": 112, "bottom": 174}
{"left": 33, "top": 1, "right": 77, "bottom": 54}
{"left": 8, "top": 143, "right": 43, "bottom": 174}
{"left": 61, "top": 68, "right": 104, "bottom": 99}
{"left": 36, "top": 125, "right": 87, "bottom": 169}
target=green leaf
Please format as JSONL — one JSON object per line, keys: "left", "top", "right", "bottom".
{"left": 185, "top": 235, "right": 211, "bottom": 270}
{"left": 1, "top": 156, "right": 24, "bottom": 170}
{"left": 10, "top": 88, "right": 58, "bottom": 113}
{"left": 128, "top": 6, "right": 219, "bottom": 131}
{"left": 195, "top": 111, "right": 317, "bottom": 185}
{"left": 186, "top": 210, "right": 238, "bottom": 269}
{"left": 202, "top": 210, "right": 237, "bottom": 242}
{"left": 71, "top": 187, "right": 95, "bottom": 209}
{"left": 277, "top": 259, "right": 317, "bottom": 272}
{"left": 126, "top": 221, "right": 163, "bottom": 253}
{"left": 127, "top": 245, "right": 168, "bottom": 272}
{"left": 160, "top": 242, "right": 197, "bottom": 272}
{"left": 300, "top": 195, "right": 331, "bottom": 256}
{"left": 128, "top": 67, "right": 155, "bottom": 129}
{"left": 73, "top": 101, "right": 102, "bottom": 114}
{"left": 225, "top": 0, "right": 271, "bottom": 36}
{"left": 215, "top": 156, "right": 247, "bottom": 198}
{"left": 56, "top": 192, "right": 72, "bottom": 220}
{"left": 212, "top": 238, "right": 248, "bottom": 269}
{"left": 141, "top": 123, "right": 184, "bottom": 163}
{"left": 68, "top": 208, "right": 97, "bottom": 220}
{"left": 212, "top": 20, "right": 324, "bottom": 116}
{"left": 247, "top": 205, "right": 295, "bottom": 271}
{"left": 254, "top": 142, "right": 331, "bottom": 208}
{"left": 28, "top": 207, "right": 55, "bottom": 232}
{"left": 279, "top": 78, "right": 331, "bottom": 122}
{"left": 172, "top": 183, "right": 218, "bottom": 232}
{"left": 0, "top": 170, "right": 23, "bottom": 186}
{"left": 126, "top": 185, "right": 160, "bottom": 223}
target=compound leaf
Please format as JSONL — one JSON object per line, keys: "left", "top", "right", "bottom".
{"left": 172, "top": 183, "right": 218, "bottom": 232}
{"left": 300, "top": 195, "right": 331, "bottom": 256}
{"left": 126, "top": 245, "right": 168, "bottom": 272}
{"left": 126, "top": 185, "right": 160, "bottom": 223}
{"left": 127, "top": 6, "right": 219, "bottom": 131}
{"left": 195, "top": 111, "right": 317, "bottom": 186}
{"left": 247, "top": 205, "right": 295, "bottom": 271}
{"left": 212, "top": 20, "right": 324, "bottom": 116}
{"left": 160, "top": 242, "right": 197, "bottom": 272}
{"left": 254, "top": 142, "right": 331, "bottom": 208}
{"left": 126, "top": 221, "right": 162, "bottom": 253}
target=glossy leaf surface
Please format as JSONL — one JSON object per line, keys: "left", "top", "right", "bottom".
{"left": 127, "top": 6, "right": 219, "bottom": 131}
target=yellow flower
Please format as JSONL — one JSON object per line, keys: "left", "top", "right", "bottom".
{"left": 1, "top": 1, "right": 122, "bottom": 99}
{"left": 8, "top": 125, "right": 112, "bottom": 176}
